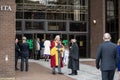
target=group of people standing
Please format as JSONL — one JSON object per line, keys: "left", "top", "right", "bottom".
{"left": 15, "top": 35, "right": 80, "bottom": 75}
{"left": 15, "top": 36, "right": 29, "bottom": 72}
{"left": 34, "top": 38, "right": 51, "bottom": 61}
{"left": 50, "top": 35, "right": 79, "bottom": 75}
{"left": 15, "top": 33, "right": 120, "bottom": 79}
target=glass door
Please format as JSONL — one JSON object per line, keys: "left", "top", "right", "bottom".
{"left": 69, "top": 34, "right": 89, "bottom": 58}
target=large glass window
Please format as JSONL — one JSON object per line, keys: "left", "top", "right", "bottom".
{"left": 16, "top": 0, "right": 88, "bottom": 21}
{"left": 24, "top": 12, "right": 45, "bottom": 19}
{"left": 48, "top": 22, "right": 66, "bottom": 31}
{"left": 67, "top": 0, "right": 88, "bottom": 21}
{"left": 70, "top": 22, "right": 87, "bottom": 32}
{"left": 16, "top": 0, "right": 89, "bottom": 58}
{"left": 16, "top": 12, "right": 23, "bottom": 19}
{"left": 15, "top": 0, "right": 23, "bottom": 3}
{"left": 106, "top": 0, "right": 118, "bottom": 42}
{"left": 16, "top": 21, "right": 22, "bottom": 30}
{"left": 25, "top": 21, "right": 44, "bottom": 30}
{"left": 24, "top": 12, "right": 32, "bottom": 19}
{"left": 16, "top": 0, "right": 89, "bottom": 32}
{"left": 47, "top": 13, "right": 67, "bottom": 20}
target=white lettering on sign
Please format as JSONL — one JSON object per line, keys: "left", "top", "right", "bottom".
{"left": 0, "top": 5, "right": 12, "bottom": 11}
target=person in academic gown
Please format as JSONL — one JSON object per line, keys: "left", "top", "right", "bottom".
{"left": 68, "top": 39, "right": 79, "bottom": 75}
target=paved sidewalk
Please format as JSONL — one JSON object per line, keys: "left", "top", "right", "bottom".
{"left": 16, "top": 62, "right": 74, "bottom": 80}
{"left": 33, "top": 59, "right": 119, "bottom": 80}
{"left": 16, "top": 59, "right": 119, "bottom": 80}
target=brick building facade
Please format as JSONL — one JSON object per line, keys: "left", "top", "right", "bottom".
{"left": 0, "top": 0, "right": 16, "bottom": 79}
{"left": 0, "top": 0, "right": 120, "bottom": 79}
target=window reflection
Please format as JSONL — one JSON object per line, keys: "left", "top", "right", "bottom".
{"left": 24, "top": 12, "right": 45, "bottom": 19}
{"left": 47, "top": 13, "right": 67, "bottom": 20}
{"left": 15, "top": 0, "right": 23, "bottom": 3}
{"left": 48, "top": 22, "right": 66, "bottom": 31}
{"left": 16, "top": 0, "right": 88, "bottom": 21}
{"left": 16, "top": 0, "right": 89, "bottom": 32}
{"left": 70, "top": 22, "right": 87, "bottom": 31}
{"left": 16, "top": 12, "right": 23, "bottom": 19}
{"left": 106, "top": 0, "right": 118, "bottom": 43}
{"left": 25, "top": 21, "right": 44, "bottom": 30}
{"left": 16, "top": 21, "right": 22, "bottom": 30}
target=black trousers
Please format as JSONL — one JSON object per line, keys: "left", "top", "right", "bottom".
{"left": 15, "top": 56, "right": 19, "bottom": 69}
{"left": 101, "top": 70, "right": 115, "bottom": 80}
{"left": 20, "top": 56, "right": 29, "bottom": 71}
{"left": 34, "top": 50, "right": 40, "bottom": 60}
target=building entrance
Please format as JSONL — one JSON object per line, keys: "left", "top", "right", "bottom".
{"left": 16, "top": 33, "right": 89, "bottom": 58}
{"left": 69, "top": 34, "right": 89, "bottom": 58}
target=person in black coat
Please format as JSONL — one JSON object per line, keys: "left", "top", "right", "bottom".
{"left": 20, "top": 36, "right": 29, "bottom": 72}
{"left": 96, "top": 33, "right": 119, "bottom": 80}
{"left": 15, "top": 38, "right": 20, "bottom": 70}
{"left": 68, "top": 39, "right": 79, "bottom": 75}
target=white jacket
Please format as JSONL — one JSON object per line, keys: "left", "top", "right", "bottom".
{"left": 44, "top": 40, "right": 51, "bottom": 55}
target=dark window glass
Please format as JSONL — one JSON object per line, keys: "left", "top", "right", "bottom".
{"left": 68, "top": 14, "right": 74, "bottom": 20}
{"left": 24, "top": 12, "right": 45, "bottom": 19}
{"left": 33, "top": 12, "right": 45, "bottom": 19}
{"left": 70, "top": 22, "right": 87, "bottom": 31}
{"left": 76, "top": 35, "right": 87, "bottom": 57}
{"left": 16, "top": 12, "right": 23, "bottom": 19}
{"left": 16, "top": 4, "right": 23, "bottom": 11}
{"left": 47, "top": 13, "right": 67, "bottom": 20}
{"left": 47, "top": 0, "right": 67, "bottom": 5}
{"left": 24, "top": 0, "right": 39, "bottom": 4}
{"left": 25, "top": 21, "right": 44, "bottom": 30}
{"left": 106, "top": 0, "right": 118, "bottom": 43}
{"left": 48, "top": 22, "right": 66, "bottom": 31}
{"left": 68, "top": 13, "right": 88, "bottom": 21}
{"left": 16, "top": 0, "right": 23, "bottom": 3}
{"left": 16, "top": 21, "right": 22, "bottom": 30}
{"left": 24, "top": 12, "right": 32, "bottom": 19}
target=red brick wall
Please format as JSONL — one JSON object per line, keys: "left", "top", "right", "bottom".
{"left": 0, "top": 0, "right": 16, "bottom": 79}
{"left": 90, "top": 0, "right": 105, "bottom": 58}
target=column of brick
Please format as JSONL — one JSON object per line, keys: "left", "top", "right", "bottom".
{"left": 0, "top": 0, "right": 16, "bottom": 79}
{"left": 90, "top": 0, "right": 105, "bottom": 58}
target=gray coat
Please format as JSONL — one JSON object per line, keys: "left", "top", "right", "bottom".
{"left": 96, "top": 41, "right": 119, "bottom": 71}
{"left": 68, "top": 42, "right": 79, "bottom": 70}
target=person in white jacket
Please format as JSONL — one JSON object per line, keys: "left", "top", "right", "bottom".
{"left": 43, "top": 39, "right": 51, "bottom": 61}
{"left": 63, "top": 46, "right": 69, "bottom": 65}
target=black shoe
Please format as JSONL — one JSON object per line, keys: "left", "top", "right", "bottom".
{"left": 74, "top": 70, "right": 78, "bottom": 75}
{"left": 68, "top": 73, "right": 76, "bottom": 75}
{"left": 75, "top": 72, "right": 78, "bottom": 75}
{"left": 68, "top": 73, "right": 74, "bottom": 75}
{"left": 58, "top": 72, "right": 63, "bottom": 74}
